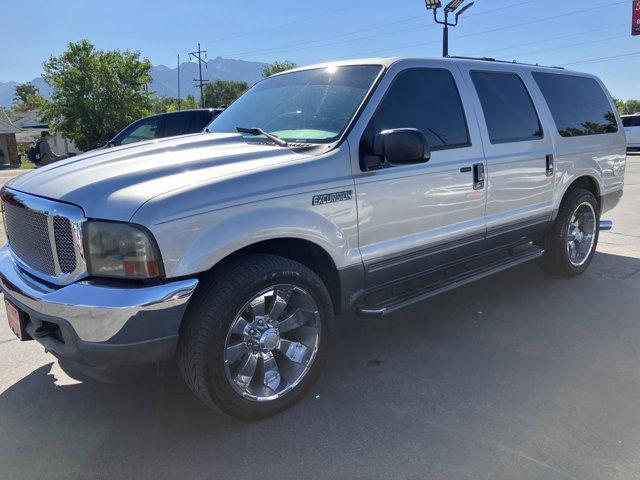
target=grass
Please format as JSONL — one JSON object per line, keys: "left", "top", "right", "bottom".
{"left": 19, "top": 159, "right": 36, "bottom": 170}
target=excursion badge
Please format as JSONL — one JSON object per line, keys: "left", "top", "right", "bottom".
{"left": 312, "top": 190, "right": 353, "bottom": 206}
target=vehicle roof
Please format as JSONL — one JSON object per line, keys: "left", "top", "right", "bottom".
{"left": 621, "top": 113, "right": 640, "bottom": 117}
{"left": 139, "top": 108, "right": 222, "bottom": 121}
{"left": 285, "top": 56, "right": 588, "bottom": 77}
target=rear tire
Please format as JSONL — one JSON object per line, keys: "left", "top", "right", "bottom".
{"left": 538, "top": 188, "right": 600, "bottom": 276}
{"left": 178, "top": 254, "right": 333, "bottom": 420}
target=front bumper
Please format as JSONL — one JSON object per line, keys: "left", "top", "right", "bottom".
{"left": 0, "top": 246, "right": 198, "bottom": 377}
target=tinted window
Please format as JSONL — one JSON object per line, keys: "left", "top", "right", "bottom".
{"left": 362, "top": 69, "right": 469, "bottom": 153}
{"left": 189, "top": 111, "right": 214, "bottom": 132}
{"left": 533, "top": 73, "right": 618, "bottom": 137}
{"left": 622, "top": 116, "right": 640, "bottom": 128}
{"left": 471, "top": 71, "right": 542, "bottom": 143}
{"left": 119, "top": 117, "right": 161, "bottom": 145}
{"left": 163, "top": 112, "right": 191, "bottom": 137}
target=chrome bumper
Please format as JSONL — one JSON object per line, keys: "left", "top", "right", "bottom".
{"left": 0, "top": 246, "right": 198, "bottom": 344}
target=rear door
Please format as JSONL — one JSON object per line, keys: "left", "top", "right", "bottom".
{"left": 459, "top": 65, "right": 555, "bottom": 245}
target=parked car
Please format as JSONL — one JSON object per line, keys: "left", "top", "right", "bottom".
{"left": 622, "top": 113, "right": 640, "bottom": 152}
{"left": 105, "top": 108, "right": 223, "bottom": 148}
{"left": 0, "top": 57, "right": 625, "bottom": 420}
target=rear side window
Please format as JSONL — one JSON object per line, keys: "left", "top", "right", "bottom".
{"left": 623, "top": 116, "right": 640, "bottom": 128}
{"left": 471, "top": 71, "right": 542, "bottom": 144}
{"left": 163, "top": 112, "right": 191, "bottom": 137}
{"left": 362, "top": 69, "right": 470, "bottom": 152}
{"left": 188, "top": 111, "right": 214, "bottom": 132}
{"left": 533, "top": 73, "right": 618, "bottom": 137}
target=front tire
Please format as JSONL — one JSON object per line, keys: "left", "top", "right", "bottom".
{"left": 178, "top": 254, "right": 333, "bottom": 420}
{"left": 538, "top": 188, "right": 600, "bottom": 276}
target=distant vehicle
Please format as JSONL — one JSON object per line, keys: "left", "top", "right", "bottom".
{"left": 105, "top": 108, "right": 223, "bottom": 148}
{"left": 622, "top": 113, "right": 640, "bottom": 152}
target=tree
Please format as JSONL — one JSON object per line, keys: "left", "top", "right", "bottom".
{"left": 203, "top": 80, "right": 249, "bottom": 108}
{"left": 150, "top": 94, "right": 199, "bottom": 113}
{"left": 614, "top": 97, "right": 627, "bottom": 115}
{"left": 624, "top": 99, "right": 640, "bottom": 115}
{"left": 261, "top": 60, "right": 298, "bottom": 78}
{"left": 39, "top": 40, "right": 152, "bottom": 151}
{"left": 12, "top": 83, "right": 44, "bottom": 112}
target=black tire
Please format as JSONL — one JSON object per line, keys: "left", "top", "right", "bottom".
{"left": 538, "top": 187, "right": 600, "bottom": 276}
{"left": 177, "top": 254, "right": 333, "bottom": 420}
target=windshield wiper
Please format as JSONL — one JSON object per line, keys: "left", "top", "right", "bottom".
{"left": 236, "top": 127, "right": 288, "bottom": 147}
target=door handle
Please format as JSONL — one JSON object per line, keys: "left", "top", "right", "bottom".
{"left": 546, "top": 154, "right": 554, "bottom": 177}
{"left": 473, "top": 163, "right": 485, "bottom": 190}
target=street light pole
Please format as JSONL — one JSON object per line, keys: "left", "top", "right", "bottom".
{"left": 442, "top": 10, "right": 449, "bottom": 57}
{"left": 425, "top": 0, "right": 474, "bottom": 57}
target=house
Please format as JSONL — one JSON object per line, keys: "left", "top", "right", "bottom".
{"left": 9, "top": 109, "right": 82, "bottom": 159}
{"left": 0, "top": 109, "right": 20, "bottom": 166}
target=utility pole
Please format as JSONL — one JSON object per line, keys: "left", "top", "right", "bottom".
{"left": 425, "top": 0, "right": 474, "bottom": 57}
{"left": 177, "top": 54, "right": 181, "bottom": 111}
{"left": 189, "top": 43, "right": 208, "bottom": 108}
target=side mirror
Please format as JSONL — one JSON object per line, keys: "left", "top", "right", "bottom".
{"left": 372, "top": 128, "right": 431, "bottom": 167}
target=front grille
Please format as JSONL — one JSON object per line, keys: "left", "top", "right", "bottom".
{"left": 2, "top": 191, "right": 84, "bottom": 282}
{"left": 53, "top": 216, "right": 77, "bottom": 273}
{"left": 4, "top": 201, "right": 56, "bottom": 275}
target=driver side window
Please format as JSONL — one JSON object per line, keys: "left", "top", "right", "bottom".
{"left": 119, "top": 118, "right": 162, "bottom": 145}
{"left": 360, "top": 68, "right": 470, "bottom": 166}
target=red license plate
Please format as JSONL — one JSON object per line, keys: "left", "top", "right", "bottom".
{"left": 5, "top": 300, "right": 23, "bottom": 340}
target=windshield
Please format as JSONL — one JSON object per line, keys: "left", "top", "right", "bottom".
{"left": 207, "top": 65, "right": 383, "bottom": 144}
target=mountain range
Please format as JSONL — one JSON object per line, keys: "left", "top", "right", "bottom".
{"left": 0, "top": 57, "right": 267, "bottom": 108}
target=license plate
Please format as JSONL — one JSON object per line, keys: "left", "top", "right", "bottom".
{"left": 5, "top": 300, "right": 23, "bottom": 340}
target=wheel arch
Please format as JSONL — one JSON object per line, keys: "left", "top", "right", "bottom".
{"left": 198, "top": 237, "right": 348, "bottom": 315}
{"left": 555, "top": 174, "right": 602, "bottom": 218}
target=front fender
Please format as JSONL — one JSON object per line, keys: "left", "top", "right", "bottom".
{"left": 148, "top": 199, "right": 360, "bottom": 278}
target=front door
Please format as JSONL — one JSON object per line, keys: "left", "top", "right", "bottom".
{"left": 349, "top": 61, "right": 487, "bottom": 289}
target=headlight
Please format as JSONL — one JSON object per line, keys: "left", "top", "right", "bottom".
{"left": 84, "top": 221, "right": 163, "bottom": 279}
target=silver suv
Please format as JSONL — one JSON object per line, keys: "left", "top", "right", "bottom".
{"left": 0, "top": 57, "right": 626, "bottom": 419}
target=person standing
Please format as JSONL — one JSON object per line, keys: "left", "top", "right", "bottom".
{"left": 35, "top": 131, "right": 66, "bottom": 167}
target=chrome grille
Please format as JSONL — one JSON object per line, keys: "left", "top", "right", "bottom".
{"left": 4, "top": 201, "right": 56, "bottom": 275}
{"left": 53, "top": 216, "right": 77, "bottom": 273}
{"left": 1, "top": 189, "right": 87, "bottom": 285}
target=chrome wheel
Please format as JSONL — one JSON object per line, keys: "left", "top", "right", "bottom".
{"left": 223, "top": 284, "right": 321, "bottom": 402}
{"left": 566, "top": 201, "right": 597, "bottom": 267}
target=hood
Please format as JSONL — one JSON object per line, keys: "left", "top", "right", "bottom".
{"left": 7, "top": 133, "right": 313, "bottom": 221}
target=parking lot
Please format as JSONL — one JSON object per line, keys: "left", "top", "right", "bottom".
{"left": 0, "top": 157, "right": 639, "bottom": 480}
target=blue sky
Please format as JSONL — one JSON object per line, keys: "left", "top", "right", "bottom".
{"left": 2, "top": 0, "right": 639, "bottom": 99}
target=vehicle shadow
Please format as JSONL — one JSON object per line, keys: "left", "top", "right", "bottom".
{"left": 1, "top": 251, "right": 640, "bottom": 479}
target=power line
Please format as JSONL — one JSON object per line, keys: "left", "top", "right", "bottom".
{"left": 465, "top": 23, "right": 628, "bottom": 57}
{"left": 297, "top": 0, "right": 629, "bottom": 63}
{"left": 504, "top": 34, "right": 629, "bottom": 60}
{"left": 562, "top": 51, "right": 640, "bottom": 67}
{"left": 217, "top": 0, "right": 541, "bottom": 59}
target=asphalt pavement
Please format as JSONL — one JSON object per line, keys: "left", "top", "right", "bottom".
{"left": 1, "top": 159, "right": 640, "bottom": 480}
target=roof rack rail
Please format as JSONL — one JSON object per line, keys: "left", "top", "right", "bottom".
{"left": 446, "top": 55, "right": 565, "bottom": 70}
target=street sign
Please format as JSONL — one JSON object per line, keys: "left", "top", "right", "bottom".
{"left": 634, "top": 0, "right": 640, "bottom": 36}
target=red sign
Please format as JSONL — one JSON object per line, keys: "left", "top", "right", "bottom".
{"left": 634, "top": 0, "right": 640, "bottom": 36}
